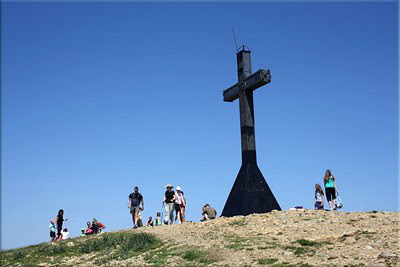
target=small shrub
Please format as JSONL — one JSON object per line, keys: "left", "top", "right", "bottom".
{"left": 295, "top": 239, "right": 320, "bottom": 246}
{"left": 257, "top": 258, "right": 278, "bottom": 264}
{"left": 12, "top": 250, "right": 25, "bottom": 259}
{"left": 294, "top": 247, "right": 307, "bottom": 255}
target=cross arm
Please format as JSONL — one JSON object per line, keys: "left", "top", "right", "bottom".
{"left": 223, "top": 69, "right": 271, "bottom": 102}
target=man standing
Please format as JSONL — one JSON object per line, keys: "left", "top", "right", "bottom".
{"left": 128, "top": 186, "right": 144, "bottom": 228}
{"left": 162, "top": 184, "right": 176, "bottom": 225}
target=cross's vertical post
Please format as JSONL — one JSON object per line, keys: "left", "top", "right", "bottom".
{"left": 237, "top": 50, "right": 257, "bottom": 164}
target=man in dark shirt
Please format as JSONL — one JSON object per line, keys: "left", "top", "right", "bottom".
{"left": 162, "top": 184, "right": 176, "bottom": 225}
{"left": 128, "top": 186, "right": 144, "bottom": 228}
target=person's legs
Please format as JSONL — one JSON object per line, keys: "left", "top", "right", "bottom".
{"left": 325, "top": 188, "right": 333, "bottom": 210}
{"left": 131, "top": 206, "right": 139, "bottom": 227}
{"left": 57, "top": 226, "right": 62, "bottom": 240}
{"left": 174, "top": 204, "right": 181, "bottom": 223}
{"left": 168, "top": 203, "right": 174, "bottom": 224}
{"left": 164, "top": 204, "right": 170, "bottom": 224}
{"left": 332, "top": 192, "right": 337, "bottom": 210}
{"left": 181, "top": 206, "right": 185, "bottom": 222}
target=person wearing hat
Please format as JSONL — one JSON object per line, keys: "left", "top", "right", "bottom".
{"left": 49, "top": 219, "right": 56, "bottom": 242}
{"left": 162, "top": 184, "right": 176, "bottom": 225}
{"left": 175, "top": 186, "right": 186, "bottom": 223}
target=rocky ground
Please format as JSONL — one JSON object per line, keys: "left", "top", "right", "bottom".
{"left": 2, "top": 210, "right": 399, "bottom": 266}
{"left": 134, "top": 210, "right": 399, "bottom": 266}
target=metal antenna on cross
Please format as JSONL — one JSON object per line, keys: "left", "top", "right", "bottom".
{"left": 231, "top": 27, "right": 239, "bottom": 52}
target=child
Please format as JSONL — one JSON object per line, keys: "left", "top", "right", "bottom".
{"left": 314, "top": 183, "right": 324, "bottom": 210}
{"left": 49, "top": 219, "right": 56, "bottom": 242}
{"left": 147, "top": 216, "right": 154, "bottom": 226}
{"left": 85, "top": 221, "right": 94, "bottom": 235}
{"left": 81, "top": 228, "right": 86, "bottom": 236}
{"left": 62, "top": 228, "right": 70, "bottom": 239}
{"left": 155, "top": 212, "right": 162, "bottom": 226}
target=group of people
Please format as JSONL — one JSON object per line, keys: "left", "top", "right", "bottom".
{"left": 81, "top": 218, "right": 106, "bottom": 236}
{"left": 128, "top": 184, "right": 188, "bottom": 228}
{"left": 314, "top": 169, "right": 341, "bottom": 210}
{"left": 49, "top": 169, "right": 341, "bottom": 241}
{"left": 49, "top": 209, "right": 69, "bottom": 241}
{"left": 49, "top": 209, "right": 106, "bottom": 242}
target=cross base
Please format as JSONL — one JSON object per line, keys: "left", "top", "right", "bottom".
{"left": 221, "top": 160, "right": 281, "bottom": 217}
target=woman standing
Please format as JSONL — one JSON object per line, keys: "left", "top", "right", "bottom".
{"left": 323, "top": 169, "right": 339, "bottom": 210}
{"left": 56, "top": 209, "right": 68, "bottom": 240}
{"left": 175, "top": 186, "right": 186, "bottom": 223}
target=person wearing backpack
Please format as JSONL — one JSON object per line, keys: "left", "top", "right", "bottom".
{"left": 128, "top": 186, "right": 144, "bottom": 228}
{"left": 323, "top": 169, "right": 339, "bottom": 210}
{"left": 314, "top": 183, "right": 324, "bottom": 210}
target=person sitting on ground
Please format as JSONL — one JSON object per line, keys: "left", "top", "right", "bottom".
{"left": 96, "top": 221, "right": 106, "bottom": 233}
{"left": 201, "top": 204, "right": 217, "bottom": 221}
{"left": 147, "top": 216, "right": 154, "bottom": 226}
{"left": 49, "top": 219, "right": 56, "bottom": 242}
{"left": 91, "top": 218, "right": 99, "bottom": 233}
{"left": 314, "top": 183, "right": 324, "bottom": 210}
{"left": 61, "top": 228, "right": 70, "bottom": 239}
{"left": 81, "top": 228, "right": 86, "bottom": 236}
{"left": 85, "top": 221, "right": 94, "bottom": 235}
{"left": 155, "top": 212, "right": 162, "bottom": 226}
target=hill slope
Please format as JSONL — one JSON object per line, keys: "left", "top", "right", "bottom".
{"left": 1, "top": 210, "right": 399, "bottom": 266}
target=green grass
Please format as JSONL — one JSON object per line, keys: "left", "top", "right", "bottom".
{"left": 257, "top": 257, "right": 278, "bottom": 264}
{"left": 182, "top": 248, "right": 217, "bottom": 264}
{"left": 0, "top": 232, "right": 159, "bottom": 266}
{"left": 284, "top": 244, "right": 316, "bottom": 256}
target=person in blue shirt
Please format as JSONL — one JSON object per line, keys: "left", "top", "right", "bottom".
{"left": 49, "top": 219, "right": 56, "bottom": 242}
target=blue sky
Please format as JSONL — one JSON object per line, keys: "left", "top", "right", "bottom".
{"left": 1, "top": 1, "right": 398, "bottom": 250}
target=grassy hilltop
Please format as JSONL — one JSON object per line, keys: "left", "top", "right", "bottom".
{"left": 1, "top": 210, "right": 399, "bottom": 266}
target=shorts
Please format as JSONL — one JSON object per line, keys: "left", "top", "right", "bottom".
{"left": 315, "top": 201, "right": 323, "bottom": 210}
{"left": 130, "top": 205, "right": 140, "bottom": 215}
{"left": 50, "top": 231, "right": 56, "bottom": 238}
{"left": 174, "top": 203, "right": 181, "bottom": 212}
{"left": 325, "top": 187, "right": 336, "bottom": 202}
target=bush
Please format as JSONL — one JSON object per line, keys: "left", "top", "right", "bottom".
{"left": 295, "top": 239, "right": 320, "bottom": 246}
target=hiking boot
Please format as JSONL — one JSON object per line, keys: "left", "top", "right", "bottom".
{"left": 163, "top": 221, "right": 168, "bottom": 225}
{"left": 133, "top": 224, "right": 138, "bottom": 229}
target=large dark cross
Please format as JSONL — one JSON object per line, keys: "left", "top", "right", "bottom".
{"left": 221, "top": 46, "right": 281, "bottom": 217}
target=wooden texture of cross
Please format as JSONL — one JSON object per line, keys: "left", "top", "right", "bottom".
{"left": 223, "top": 46, "right": 271, "bottom": 164}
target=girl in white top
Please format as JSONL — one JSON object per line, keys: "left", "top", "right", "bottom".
{"left": 174, "top": 186, "right": 186, "bottom": 223}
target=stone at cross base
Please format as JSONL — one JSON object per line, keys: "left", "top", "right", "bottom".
{"left": 221, "top": 46, "right": 281, "bottom": 217}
